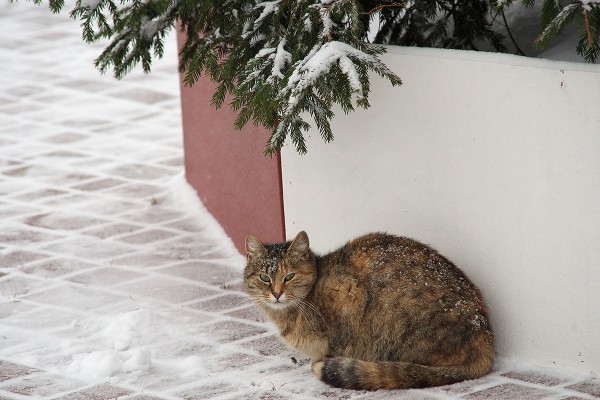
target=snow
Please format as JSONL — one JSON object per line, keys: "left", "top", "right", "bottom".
{"left": 338, "top": 55, "right": 362, "bottom": 93}
{"left": 68, "top": 350, "right": 131, "bottom": 378}
{"left": 539, "top": 4, "right": 580, "bottom": 37}
{"left": 286, "top": 41, "right": 375, "bottom": 109}
{"left": 140, "top": 16, "right": 160, "bottom": 40}
{"left": 495, "top": 356, "right": 596, "bottom": 382}
{"left": 61, "top": 308, "right": 204, "bottom": 381}
{"left": 254, "top": 1, "right": 281, "bottom": 27}
{"left": 256, "top": 47, "right": 277, "bottom": 58}
{"left": 303, "top": 13, "right": 313, "bottom": 32}
{"left": 168, "top": 177, "right": 245, "bottom": 268}
{"left": 271, "top": 38, "right": 292, "bottom": 80}
{"left": 140, "top": 0, "right": 182, "bottom": 40}
{"left": 1, "top": 2, "right": 599, "bottom": 398}
{"left": 580, "top": 0, "right": 600, "bottom": 11}
{"left": 320, "top": 6, "right": 334, "bottom": 38}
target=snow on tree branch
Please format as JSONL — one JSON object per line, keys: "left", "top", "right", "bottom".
{"left": 581, "top": 0, "right": 600, "bottom": 11}
{"left": 29, "top": 0, "right": 598, "bottom": 154}
{"left": 490, "top": 0, "right": 599, "bottom": 63}
{"left": 286, "top": 41, "right": 379, "bottom": 111}
{"left": 27, "top": 0, "right": 402, "bottom": 155}
{"left": 208, "top": 0, "right": 402, "bottom": 155}
{"left": 21, "top": 0, "right": 599, "bottom": 155}
{"left": 533, "top": 0, "right": 600, "bottom": 62}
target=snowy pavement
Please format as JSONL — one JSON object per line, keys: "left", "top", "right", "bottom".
{"left": 0, "top": 2, "right": 599, "bottom": 400}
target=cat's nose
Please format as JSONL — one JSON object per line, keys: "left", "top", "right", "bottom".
{"left": 272, "top": 292, "right": 282, "bottom": 300}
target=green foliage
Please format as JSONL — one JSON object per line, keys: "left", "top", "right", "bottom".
{"left": 14, "top": 0, "right": 600, "bottom": 154}
{"left": 534, "top": 0, "right": 600, "bottom": 63}
{"left": 361, "top": 0, "right": 507, "bottom": 52}
{"left": 69, "top": 0, "right": 176, "bottom": 77}
{"left": 492, "top": 0, "right": 600, "bottom": 63}
{"left": 536, "top": 3, "right": 581, "bottom": 48}
{"left": 576, "top": 9, "right": 600, "bottom": 62}
{"left": 180, "top": 0, "right": 402, "bottom": 155}
{"left": 20, "top": 0, "right": 402, "bottom": 155}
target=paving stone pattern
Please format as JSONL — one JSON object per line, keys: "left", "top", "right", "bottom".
{"left": 0, "top": 3, "right": 598, "bottom": 400}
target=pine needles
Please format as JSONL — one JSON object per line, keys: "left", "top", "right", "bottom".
{"left": 14, "top": 0, "right": 600, "bottom": 154}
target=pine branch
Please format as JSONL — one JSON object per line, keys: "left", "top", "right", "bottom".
{"left": 528, "top": 0, "right": 600, "bottom": 63}
{"left": 584, "top": 9, "right": 593, "bottom": 46}
{"left": 20, "top": 0, "right": 404, "bottom": 154}
{"left": 576, "top": 7, "right": 600, "bottom": 62}
{"left": 232, "top": 0, "right": 402, "bottom": 155}
{"left": 21, "top": 0, "right": 599, "bottom": 155}
{"left": 534, "top": 3, "right": 580, "bottom": 49}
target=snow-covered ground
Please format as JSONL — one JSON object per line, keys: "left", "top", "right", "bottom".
{"left": 0, "top": 2, "right": 599, "bottom": 399}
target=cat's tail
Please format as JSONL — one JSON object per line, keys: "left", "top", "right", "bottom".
{"left": 312, "top": 356, "right": 493, "bottom": 390}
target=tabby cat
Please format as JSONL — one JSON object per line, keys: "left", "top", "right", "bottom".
{"left": 244, "top": 231, "right": 494, "bottom": 390}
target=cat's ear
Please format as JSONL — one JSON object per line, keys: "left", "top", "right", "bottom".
{"left": 288, "top": 231, "right": 310, "bottom": 259}
{"left": 245, "top": 234, "right": 267, "bottom": 260}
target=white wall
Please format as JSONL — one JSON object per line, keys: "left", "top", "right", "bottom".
{"left": 281, "top": 46, "right": 600, "bottom": 375}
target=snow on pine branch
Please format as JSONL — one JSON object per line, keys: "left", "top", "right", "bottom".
{"left": 580, "top": 0, "right": 600, "bottom": 11}
{"left": 536, "top": 0, "right": 600, "bottom": 46}
{"left": 235, "top": 0, "right": 402, "bottom": 154}
{"left": 140, "top": 0, "right": 182, "bottom": 40}
{"left": 272, "top": 38, "right": 292, "bottom": 80}
{"left": 319, "top": 3, "right": 336, "bottom": 38}
{"left": 285, "top": 41, "right": 377, "bottom": 111}
{"left": 536, "top": 3, "right": 583, "bottom": 46}
{"left": 242, "top": 1, "right": 281, "bottom": 39}
{"left": 64, "top": 0, "right": 404, "bottom": 154}
{"left": 533, "top": 0, "right": 599, "bottom": 62}
{"left": 256, "top": 1, "right": 281, "bottom": 25}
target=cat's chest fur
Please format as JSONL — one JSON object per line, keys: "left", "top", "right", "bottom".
{"left": 270, "top": 308, "right": 329, "bottom": 360}
{"left": 271, "top": 272, "right": 372, "bottom": 359}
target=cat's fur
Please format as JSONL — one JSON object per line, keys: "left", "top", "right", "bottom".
{"left": 244, "top": 231, "right": 494, "bottom": 390}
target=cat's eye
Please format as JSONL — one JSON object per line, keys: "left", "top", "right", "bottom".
{"left": 259, "top": 274, "right": 271, "bottom": 283}
{"left": 284, "top": 273, "right": 295, "bottom": 282}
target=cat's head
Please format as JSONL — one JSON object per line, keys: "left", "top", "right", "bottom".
{"left": 244, "top": 231, "right": 316, "bottom": 311}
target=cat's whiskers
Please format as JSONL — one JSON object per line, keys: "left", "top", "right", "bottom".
{"left": 289, "top": 297, "right": 325, "bottom": 333}
{"left": 299, "top": 299, "right": 325, "bottom": 322}
{"left": 297, "top": 304, "right": 324, "bottom": 334}
{"left": 297, "top": 299, "right": 324, "bottom": 322}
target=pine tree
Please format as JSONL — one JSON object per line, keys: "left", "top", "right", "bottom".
{"left": 359, "top": 0, "right": 507, "bottom": 52}
{"left": 18, "top": 0, "right": 599, "bottom": 154}
{"left": 24, "top": 0, "right": 402, "bottom": 155}
{"left": 493, "top": 0, "right": 600, "bottom": 62}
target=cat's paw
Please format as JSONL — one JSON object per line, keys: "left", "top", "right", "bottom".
{"left": 311, "top": 359, "right": 324, "bottom": 379}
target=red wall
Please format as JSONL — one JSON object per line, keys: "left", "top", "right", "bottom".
{"left": 177, "top": 34, "right": 286, "bottom": 253}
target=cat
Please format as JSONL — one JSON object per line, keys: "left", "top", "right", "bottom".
{"left": 244, "top": 231, "right": 494, "bottom": 390}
